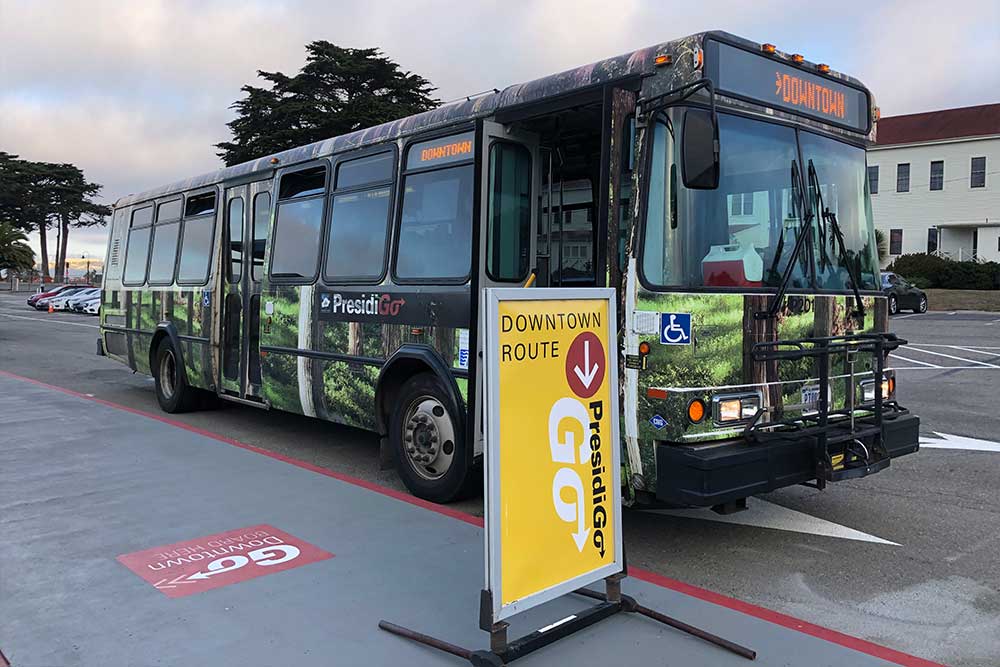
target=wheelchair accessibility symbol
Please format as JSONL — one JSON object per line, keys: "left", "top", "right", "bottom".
{"left": 659, "top": 312, "right": 691, "bottom": 345}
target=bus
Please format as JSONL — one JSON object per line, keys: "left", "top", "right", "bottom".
{"left": 99, "top": 30, "right": 920, "bottom": 510}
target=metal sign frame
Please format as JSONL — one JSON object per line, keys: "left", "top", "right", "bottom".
{"left": 482, "top": 287, "right": 623, "bottom": 623}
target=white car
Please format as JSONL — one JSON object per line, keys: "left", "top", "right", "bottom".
{"left": 83, "top": 297, "right": 100, "bottom": 315}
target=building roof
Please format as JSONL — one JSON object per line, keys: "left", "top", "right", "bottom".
{"left": 876, "top": 103, "right": 1000, "bottom": 146}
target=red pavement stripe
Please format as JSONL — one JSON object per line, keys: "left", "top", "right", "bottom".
{"left": 0, "top": 369, "right": 945, "bottom": 667}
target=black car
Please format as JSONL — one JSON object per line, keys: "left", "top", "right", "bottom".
{"left": 881, "top": 272, "right": 927, "bottom": 315}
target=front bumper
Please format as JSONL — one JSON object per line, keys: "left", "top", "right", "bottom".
{"left": 654, "top": 412, "right": 920, "bottom": 508}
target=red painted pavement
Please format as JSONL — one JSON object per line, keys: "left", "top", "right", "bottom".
{"left": 0, "top": 369, "right": 945, "bottom": 667}
{"left": 117, "top": 524, "right": 332, "bottom": 598}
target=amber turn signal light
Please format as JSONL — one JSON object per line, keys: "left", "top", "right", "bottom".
{"left": 687, "top": 398, "right": 707, "bottom": 423}
{"left": 638, "top": 341, "right": 651, "bottom": 355}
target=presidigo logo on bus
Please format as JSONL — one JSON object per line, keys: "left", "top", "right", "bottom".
{"left": 322, "top": 292, "right": 406, "bottom": 317}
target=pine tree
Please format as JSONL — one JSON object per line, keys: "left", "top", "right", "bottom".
{"left": 216, "top": 42, "right": 438, "bottom": 166}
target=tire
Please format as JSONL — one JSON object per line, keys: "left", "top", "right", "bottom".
{"left": 389, "top": 372, "right": 475, "bottom": 503}
{"left": 915, "top": 295, "right": 928, "bottom": 314}
{"left": 153, "top": 339, "right": 198, "bottom": 413}
{"left": 888, "top": 295, "right": 898, "bottom": 315}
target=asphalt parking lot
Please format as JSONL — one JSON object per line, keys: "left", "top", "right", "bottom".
{"left": 1, "top": 291, "right": 998, "bottom": 666}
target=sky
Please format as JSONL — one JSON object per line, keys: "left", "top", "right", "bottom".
{"left": 2, "top": 0, "right": 998, "bottom": 272}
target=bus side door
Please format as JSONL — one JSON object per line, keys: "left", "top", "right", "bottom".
{"left": 220, "top": 179, "right": 272, "bottom": 400}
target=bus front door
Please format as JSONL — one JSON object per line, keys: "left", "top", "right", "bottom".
{"left": 221, "top": 179, "right": 272, "bottom": 401}
{"left": 473, "top": 121, "right": 540, "bottom": 455}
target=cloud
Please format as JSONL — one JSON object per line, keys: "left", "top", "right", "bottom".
{"left": 2, "top": 0, "right": 997, "bottom": 261}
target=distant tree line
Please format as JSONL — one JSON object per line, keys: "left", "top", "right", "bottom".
{"left": 0, "top": 152, "right": 110, "bottom": 281}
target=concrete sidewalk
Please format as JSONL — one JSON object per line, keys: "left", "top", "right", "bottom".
{"left": 0, "top": 373, "right": 932, "bottom": 666}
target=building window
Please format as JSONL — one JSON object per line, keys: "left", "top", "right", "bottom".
{"left": 971, "top": 156, "right": 986, "bottom": 188}
{"left": 889, "top": 229, "right": 903, "bottom": 255}
{"left": 929, "top": 160, "right": 944, "bottom": 191}
{"left": 729, "top": 193, "right": 753, "bottom": 216}
{"left": 927, "top": 228, "right": 938, "bottom": 254}
{"left": 270, "top": 166, "right": 327, "bottom": 280}
{"left": 867, "top": 165, "right": 879, "bottom": 194}
{"left": 896, "top": 163, "right": 910, "bottom": 192}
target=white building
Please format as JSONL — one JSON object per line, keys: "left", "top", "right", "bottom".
{"left": 868, "top": 104, "right": 999, "bottom": 266}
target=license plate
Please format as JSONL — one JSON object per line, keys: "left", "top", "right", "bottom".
{"left": 801, "top": 385, "right": 820, "bottom": 407}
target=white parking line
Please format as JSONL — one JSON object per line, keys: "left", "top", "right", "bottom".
{"left": 905, "top": 346, "right": 999, "bottom": 368}
{"left": 888, "top": 354, "right": 940, "bottom": 368}
{"left": 0, "top": 312, "right": 99, "bottom": 329}
{"left": 891, "top": 366, "right": 999, "bottom": 371}
{"left": 893, "top": 313, "right": 920, "bottom": 320}
{"left": 947, "top": 345, "right": 1000, "bottom": 358}
{"left": 913, "top": 348, "right": 1000, "bottom": 352}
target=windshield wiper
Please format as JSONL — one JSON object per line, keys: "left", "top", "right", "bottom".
{"left": 756, "top": 160, "right": 813, "bottom": 320}
{"left": 806, "top": 160, "right": 866, "bottom": 323}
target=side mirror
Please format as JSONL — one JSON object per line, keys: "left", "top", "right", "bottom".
{"left": 682, "top": 108, "right": 719, "bottom": 190}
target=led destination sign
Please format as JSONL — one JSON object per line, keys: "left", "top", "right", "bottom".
{"left": 705, "top": 40, "right": 870, "bottom": 132}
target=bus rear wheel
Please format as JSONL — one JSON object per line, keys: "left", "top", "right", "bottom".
{"left": 390, "top": 372, "right": 473, "bottom": 503}
{"left": 153, "top": 339, "right": 198, "bottom": 413}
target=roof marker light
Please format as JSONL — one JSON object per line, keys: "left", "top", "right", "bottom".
{"left": 817, "top": 63, "right": 830, "bottom": 73}
{"left": 654, "top": 54, "right": 672, "bottom": 66}
{"left": 791, "top": 53, "right": 804, "bottom": 64}
{"left": 761, "top": 43, "right": 776, "bottom": 54}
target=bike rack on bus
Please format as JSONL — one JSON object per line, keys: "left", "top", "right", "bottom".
{"left": 747, "top": 332, "right": 909, "bottom": 487}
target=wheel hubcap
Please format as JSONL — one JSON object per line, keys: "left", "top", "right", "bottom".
{"left": 160, "top": 350, "right": 176, "bottom": 400}
{"left": 403, "top": 395, "right": 455, "bottom": 481}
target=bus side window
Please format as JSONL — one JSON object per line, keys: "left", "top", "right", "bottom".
{"left": 177, "top": 192, "right": 217, "bottom": 285}
{"left": 148, "top": 198, "right": 182, "bottom": 285}
{"left": 395, "top": 133, "right": 475, "bottom": 283}
{"left": 122, "top": 206, "right": 154, "bottom": 285}
{"left": 325, "top": 152, "right": 394, "bottom": 282}
{"left": 270, "top": 166, "right": 327, "bottom": 280}
{"left": 486, "top": 142, "right": 531, "bottom": 282}
{"left": 251, "top": 192, "right": 270, "bottom": 282}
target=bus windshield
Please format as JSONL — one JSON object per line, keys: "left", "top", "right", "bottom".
{"left": 642, "top": 109, "right": 879, "bottom": 291}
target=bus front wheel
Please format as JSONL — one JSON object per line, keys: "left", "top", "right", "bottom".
{"left": 153, "top": 339, "right": 198, "bottom": 413}
{"left": 390, "top": 372, "right": 474, "bottom": 503}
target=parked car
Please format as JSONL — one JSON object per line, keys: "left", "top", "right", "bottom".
{"left": 66, "top": 287, "right": 101, "bottom": 310}
{"left": 881, "top": 272, "right": 927, "bottom": 315}
{"left": 26, "top": 284, "right": 75, "bottom": 307}
{"left": 73, "top": 293, "right": 101, "bottom": 313}
{"left": 83, "top": 297, "right": 100, "bottom": 316}
{"left": 35, "top": 286, "right": 89, "bottom": 310}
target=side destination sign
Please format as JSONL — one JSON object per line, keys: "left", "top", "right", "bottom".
{"left": 483, "top": 288, "right": 622, "bottom": 622}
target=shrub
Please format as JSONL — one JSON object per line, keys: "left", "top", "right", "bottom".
{"left": 888, "top": 253, "right": 1000, "bottom": 290}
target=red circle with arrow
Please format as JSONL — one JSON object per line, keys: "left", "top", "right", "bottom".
{"left": 565, "top": 331, "right": 605, "bottom": 399}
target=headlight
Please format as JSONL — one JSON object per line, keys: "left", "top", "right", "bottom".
{"left": 712, "top": 392, "right": 762, "bottom": 425}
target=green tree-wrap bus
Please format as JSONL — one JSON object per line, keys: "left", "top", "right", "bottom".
{"left": 99, "top": 30, "right": 920, "bottom": 508}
